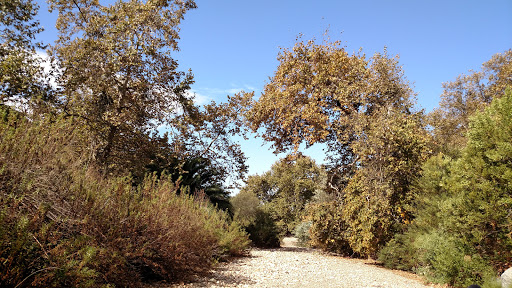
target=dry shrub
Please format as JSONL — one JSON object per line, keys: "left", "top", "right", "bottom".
{"left": 0, "top": 108, "right": 249, "bottom": 287}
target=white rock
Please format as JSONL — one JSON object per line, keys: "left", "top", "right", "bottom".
{"left": 502, "top": 267, "right": 512, "bottom": 288}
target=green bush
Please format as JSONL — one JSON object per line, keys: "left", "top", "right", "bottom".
{"left": 416, "top": 231, "right": 497, "bottom": 288}
{"left": 0, "top": 112, "right": 250, "bottom": 287}
{"left": 307, "top": 202, "right": 353, "bottom": 255}
{"left": 232, "top": 190, "right": 281, "bottom": 248}
{"left": 378, "top": 231, "right": 420, "bottom": 271}
{"left": 380, "top": 230, "right": 499, "bottom": 288}
{"left": 294, "top": 221, "right": 312, "bottom": 247}
{"left": 245, "top": 209, "right": 281, "bottom": 248}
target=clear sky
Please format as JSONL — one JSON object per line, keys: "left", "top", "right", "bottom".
{"left": 34, "top": 0, "right": 512, "bottom": 184}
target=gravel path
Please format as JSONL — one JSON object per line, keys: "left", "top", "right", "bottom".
{"left": 168, "top": 238, "right": 438, "bottom": 288}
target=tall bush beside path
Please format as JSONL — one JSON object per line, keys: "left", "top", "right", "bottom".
{"left": 379, "top": 88, "right": 512, "bottom": 288}
{"left": 0, "top": 109, "right": 249, "bottom": 287}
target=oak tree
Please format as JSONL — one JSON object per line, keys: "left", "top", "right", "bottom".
{"left": 429, "top": 50, "right": 512, "bottom": 155}
{"left": 0, "top": 0, "right": 54, "bottom": 113}
{"left": 49, "top": 0, "right": 197, "bottom": 171}
{"left": 246, "top": 38, "right": 430, "bottom": 256}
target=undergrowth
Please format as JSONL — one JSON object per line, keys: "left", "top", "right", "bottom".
{"left": 0, "top": 108, "right": 250, "bottom": 287}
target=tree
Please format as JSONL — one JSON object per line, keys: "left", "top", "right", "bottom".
{"left": 231, "top": 189, "right": 261, "bottom": 227}
{"left": 246, "top": 40, "right": 416, "bottom": 168}
{"left": 169, "top": 157, "right": 232, "bottom": 212}
{"left": 167, "top": 92, "right": 253, "bottom": 189}
{"left": 379, "top": 89, "right": 512, "bottom": 286}
{"left": 246, "top": 38, "right": 430, "bottom": 256}
{"left": 48, "top": 0, "right": 197, "bottom": 171}
{"left": 240, "top": 154, "right": 326, "bottom": 234}
{"left": 0, "top": 0, "right": 54, "bottom": 113}
{"left": 247, "top": 39, "right": 367, "bottom": 159}
{"left": 342, "top": 105, "right": 430, "bottom": 256}
{"left": 446, "top": 88, "right": 512, "bottom": 271}
{"left": 429, "top": 50, "right": 512, "bottom": 155}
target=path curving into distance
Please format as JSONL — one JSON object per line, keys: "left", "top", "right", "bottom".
{"left": 167, "top": 237, "right": 438, "bottom": 288}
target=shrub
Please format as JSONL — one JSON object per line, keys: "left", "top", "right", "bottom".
{"left": 380, "top": 229, "right": 499, "bottom": 288}
{"left": 307, "top": 202, "right": 353, "bottom": 255}
{"left": 232, "top": 190, "right": 281, "bottom": 248}
{"left": 378, "top": 231, "right": 420, "bottom": 271}
{"left": 294, "top": 221, "right": 312, "bottom": 247}
{"left": 0, "top": 111, "right": 250, "bottom": 287}
{"left": 245, "top": 210, "right": 280, "bottom": 248}
{"left": 416, "top": 231, "right": 497, "bottom": 288}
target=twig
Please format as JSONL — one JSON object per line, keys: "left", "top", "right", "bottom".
{"left": 15, "top": 267, "right": 60, "bottom": 288}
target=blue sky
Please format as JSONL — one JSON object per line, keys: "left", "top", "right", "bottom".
{"left": 34, "top": 0, "right": 512, "bottom": 184}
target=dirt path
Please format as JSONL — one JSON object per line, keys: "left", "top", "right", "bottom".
{"left": 168, "top": 238, "right": 438, "bottom": 288}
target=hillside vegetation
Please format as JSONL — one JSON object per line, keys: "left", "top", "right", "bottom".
{"left": 0, "top": 0, "right": 250, "bottom": 286}
{"left": 1, "top": 0, "right": 511, "bottom": 287}
{"left": 235, "top": 39, "right": 512, "bottom": 288}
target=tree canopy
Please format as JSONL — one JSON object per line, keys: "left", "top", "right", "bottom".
{"left": 245, "top": 38, "right": 431, "bottom": 255}
{"left": 240, "top": 154, "right": 326, "bottom": 234}
{"left": 0, "top": 0, "right": 53, "bottom": 112}
{"left": 429, "top": 49, "right": 512, "bottom": 154}
{"left": 49, "top": 0, "right": 197, "bottom": 170}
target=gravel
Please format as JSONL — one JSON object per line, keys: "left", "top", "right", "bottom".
{"left": 166, "top": 238, "right": 438, "bottom": 288}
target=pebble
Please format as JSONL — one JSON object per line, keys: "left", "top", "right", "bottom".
{"left": 165, "top": 238, "right": 439, "bottom": 288}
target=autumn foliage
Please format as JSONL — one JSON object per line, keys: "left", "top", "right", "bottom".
{"left": 246, "top": 38, "right": 430, "bottom": 256}
{"left": 0, "top": 0, "right": 251, "bottom": 286}
{"left": 2, "top": 0, "right": 512, "bottom": 287}
{"left": 243, "top": 37, "right": 511, "bottom": 288}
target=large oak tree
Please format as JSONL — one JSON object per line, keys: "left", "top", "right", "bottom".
{"left": 246, "top": 38, "right": 430, "bottom": 256}
{"left": 49, "top": 0, "right": 197, "bottom": 171}
{"left": 429, "top": 49, "right": 512, "bottom": 155}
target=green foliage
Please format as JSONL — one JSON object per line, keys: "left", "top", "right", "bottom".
{"left": 245, "top": 209, "right": 281, "bottom": 248}
{"left": 213, "top": 220, "right": 251, "bottom": 257}
{"left": 451, "top": 87, "right": 512, "bottom": 270}
{"left": 0, "top": 112, "right": 249, "bottom": 287}
{"left": 378, "top": 231, "right": 420, "bottom": 271}
{"left": 240, "top": 154, "right": 326, "bottom": 235}
{"left": 380, "top": 89, "right": 512, "bottom": 287}
{"left": 380, "top": 230, "right": 500, "bottom": 288}
{"left": 415, "top": 231, "right": 496, "bottom": 287}
{"left": 152, "top": 156, "right": 233, "bottom": 213}
{"left": 294, "top": 221, "right": 312, "bottom": 247}
{"left": 231, "top": 190, "right": 280, "bottom": 248}
{"left": 307, "top": 202, "right": 353, "bottom": 255}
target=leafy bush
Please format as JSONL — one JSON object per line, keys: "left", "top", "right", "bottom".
{"left": 379, "top": 231, "right": 420, "bottom": 271}
{"left": 245, "top": 209, "right": 280, "bottom": 248}
{"left": 418, "top": 231, "right": 497, "bottom": 287}
{"left": 380, "top": 230, "right": 499, "bottom": 288}
{"left": 232, "top": 190, "right": 281, "bottom": 248}
{"left": 0, "top": 111, "right": 250, "bottom": 287}
{"left": 307, "top": 202, "right": 353, "bottom": 255}
{"left": 380, "top": 90, "right": 512, "bottom": 288}
{"left": 294, "top": 221, "right": 312, "bottom": 247}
